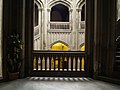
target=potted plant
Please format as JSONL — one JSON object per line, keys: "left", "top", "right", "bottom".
{"left": 7, "top": 33, "right": 23, "bottom": 80}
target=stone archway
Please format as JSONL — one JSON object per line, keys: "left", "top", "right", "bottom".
{"left": 33, "top": 0, "right": 44, "bottom": 50}
{"left": 50, "top": 4, "right": 69, "bottom": 22}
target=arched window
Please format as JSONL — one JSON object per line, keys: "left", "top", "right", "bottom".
{"left": 81, "top": 5, "right": 85, "bottom": 21}
{"left": 50, "top": 4, "right": 69, "bottom": 22}
{"left": 34, "top": 4, "right": 39, "bottom": 26}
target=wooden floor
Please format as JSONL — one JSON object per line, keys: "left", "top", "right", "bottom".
{"left": 0, "top": 77, "right": 120, "bottom": 90}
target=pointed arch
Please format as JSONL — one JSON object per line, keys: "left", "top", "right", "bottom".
{"left": 76, "top": 0, "right": 85, "bottom": 10}
{"left": 50, "top": 4, "right": 69, "bottom": 22}
{"left": 79, "top": 43, "right": 85, "bottom": 51}
{"left": 48, "top": 0, "right": 72, "bottom": 10}
{"left": 50, "top": 40, "right": 70, "bottom": 50}
{"left": 34, "top": 0, "right": 44, "bottom": 9}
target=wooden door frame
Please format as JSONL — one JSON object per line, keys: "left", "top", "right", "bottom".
{"left": 25, "top": 0, "right": 95, "bottom": 77}
{"left": 1, "top": 0, "right": 117, "bottom": 80}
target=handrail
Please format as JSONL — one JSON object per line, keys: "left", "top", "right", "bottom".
{"left": 32, "top": 51, "right": 86, "bottom": 72}
{"left": 33, "top": 50, "right": 85, "bottom": 54}
{"left": 49, "top": 22, "right": 70, "bottom": 30}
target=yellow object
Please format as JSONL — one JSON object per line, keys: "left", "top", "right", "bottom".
{"left": 51, "top": 42, "right": 69, "bottom": 69}
{"left": 51, "top": 42, "right": 69, "bottom": 50}
{"left": 80, "top": 44, "right": 85, "bottom": 70}
{"left": 33, "top": 56, "right": 36, "bottom": 70}
{"left": 80, "top": 44, "right": 85, "bottom": 51}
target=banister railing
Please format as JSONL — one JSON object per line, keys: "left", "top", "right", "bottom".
{"left": 32, "top": 51, "right": 86, "bottom": 72}
{"left": 80, "top": 21, "right": 85, "bottom": 29}
{"left": 50, "top": 22, "right": 70, "bottom": 30}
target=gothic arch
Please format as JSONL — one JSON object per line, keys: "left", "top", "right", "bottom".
{"left": 50, "top": 4, "right": 69, "bottom": 22}
{"left": 34, "top": 0, "right": 44, "bottom": 9}
{"left": 79, "top": 43, "right": 85, "bottom": 50}
{"left": 49, "top": 40, "right": 70, "bottom": 50}
{"left": 48, "top": 0, "right": 72, "bottom": 10}
{"left": 76, "top": 0, "right": 85, "bottom": 10}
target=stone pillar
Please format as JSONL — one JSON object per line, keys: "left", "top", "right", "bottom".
{"left": 38, "top": 8, "right": 42, "bottom": 50}
{"left": 69, "top": 9, "right": 75, "bottom": 50}
{"left": 46, "top": 9, "right": 51, "bottom": 49}
{"left": 41, "top": 8, "right": 44, "bottom": 50}
{"left": 76, "top": 9, "right": 82, "bottom": 50}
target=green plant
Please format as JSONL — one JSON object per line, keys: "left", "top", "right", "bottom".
{"left": 7, "top": 33, "right": 23, "bottom": 73}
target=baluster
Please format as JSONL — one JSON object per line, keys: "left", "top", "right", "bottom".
{"left": 68, "top": 24, "right": 69, "bottom": 29}
{"left": 82, "top": 56, "right": 85, "bottom": 71}
{"left": 58, "top": 55, "right": 60, "bottom": 71}
{"left": 33, "top": 56, "right": 36, "bottom": 70}
{"left": 69, "top": 57, "right": 71, "bottom": 71}
{"left": 73, "top": 57, "right": 76, "bottom": 71}
{"left": 63, "top": 25, "right": 65, "bottom": 29}
{"left": 40, "top": 55, "right": 43, "bottom": 71}
{"left": 79, "top": 56, "right": 82, "bottom": 71}
{"left": 77, "top": 57, "right": 80, "bottom": 71}
{"left": 63, "top": 55, "right": 67, "bottom": 71}
{"left": 45, "top": 55, "right": 47, "bottom": 71}
{"left": 55, "top": 24, "right": 57, "bottom": 29}
{"left": 38, "top": 57, "right": 41, "bottom": 70}
{"left": 62, "top": 55, "right": 64, "bottom": 71}
{"left": 75, "top": 56, "right": 78, "bottom": 71}
{"left": 49, "top": 55, "right": 51, "bottom": 71}
{"left": 64, "top": 57, "right": 67, "bottom": 71}
{"left": 66, "top": 56, "right": 69, "bottom": 71}
{"left": 71, "top": 56, "right": 73, "bottom": 71}
{"left": 65, "top": 24, "right": 67, "bottom": 29}
{"left": 36, "top": 55, "right": 38, "bottom": 71}
{"left": 53, "top": 24, "right": 54, "bottom": 29}
{"left": 58, "top": 24, "right": 60, "bottom": 29}
{"left": 47, "top": 57, "right": 49, "bottom": 70}
{"left": 50, "top": 24, "right": 52, "bottom": 29}
{"left": 57, "top": 24, "right": 59, "bottom": 29}
{"left": 42, "top": 57, "right": 45, "bottom": 70}
{"left": 52, "top": 24, "right": 54, "bottom": 29}
{"left": 55, "top": 56, "right": 58, "bottom": 71}
{"left": 53, "top": 55, "right": 56, "bottom": 71}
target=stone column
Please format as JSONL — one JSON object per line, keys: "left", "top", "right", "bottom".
{"left": 76, "top": 9, "right": 82, "bottom": 50}
{"left": 46, "top": 9, "right": 51, "bottom": 49}
{"left": 69, "top": 9, "right": 74, "bottom": 50}
{"left": 38, "top": 8, "right": 42, "bottom": 50}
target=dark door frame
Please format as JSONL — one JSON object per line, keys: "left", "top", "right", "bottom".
{"left": 25, "top": 0, "right": 95, "bottom": 78}
{"left": 1, "top": 0, "right": 117, "bottom": 80}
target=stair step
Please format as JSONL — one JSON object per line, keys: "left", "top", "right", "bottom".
{"left": 116, "top": 48, "right": 120, "bottom": 50}
{"left": 115, "top": 60, "right": 120, "bottom": 62}
{"left": 116, "top": 51, "right": 120, "bottom": 54}
{"left": 115, "top": 56, "right": 120, "bottom": 58}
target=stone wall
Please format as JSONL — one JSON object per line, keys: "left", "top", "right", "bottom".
{"left": 117, "top": 0, "right": 120, "bottom": 20}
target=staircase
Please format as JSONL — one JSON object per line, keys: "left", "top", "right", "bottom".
{"left": 114, "top": 46, "right": 120, "bottom": 72}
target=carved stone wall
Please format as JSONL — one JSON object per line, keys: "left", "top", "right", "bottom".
{"left": 33, "top": 0, "right": 85, "bottom": 50}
